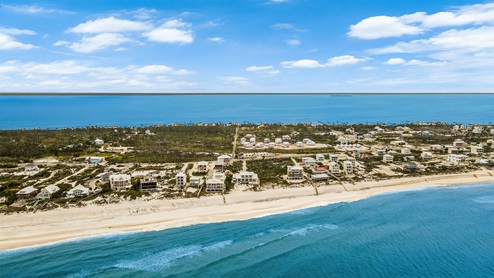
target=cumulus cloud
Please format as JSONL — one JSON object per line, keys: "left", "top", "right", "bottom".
{"left": 144, "top": 20, "right": 193, "bottom": 44}
{"left": 384, "top": 58, "right": 446, "bottom": 67}
{"left": 281, "top": 55, "right": 368, "bottom": 68}
{"left": 0, "top": 27, "right": 36, "bottom": 36}
{"left": 349, "top": 3, "right": 494, "bottom": 40}
{"left": 372, "top": 26, "right": 494, "bottom": 54}
{"left": 384, "top": 58, "right": 406, "bottom": 65}
{"left": 68, "top": 33, "right": 131, "bottom": 53}
{"left": 68, "top": 16, "right": 150, "bottom": 33}
{"left": 246, "top": 65, "right": 280, "bottom": 75}
{"left": 0, "top": 32, "right": 36, "bottom": 50}
{"left": 349, "top": 15, "right": 424, "bottom": 39}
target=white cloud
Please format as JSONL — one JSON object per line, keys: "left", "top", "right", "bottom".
{"left": 0, "top": 60, "right": 195, "bottom": 92}
{"left": 272, "top": 23, "right": 295, "bottom": 30}
{"left": 218, "top": 76, "right": 250, "bottom": 85}
{"left": 326, "top": 55, "right": 368, "bottom": 66}
{"left": 282, "top": 55, "right": 367, "bottom": 69}
{"left": 360, "top": 66, "right": 377, "bottom": 71}
{"left": 68, "top": 16, "right": 150, "bottom": 33}
{"left": 348, "top": 15, "right": 424, "bottom": 39}
{"left": 0, "top": 27, "right": 36, "bottom": 36}
{"left": 372, "top": 26, "right": 494, "bottom": 54}
{"left": 269, "top": 0, "right": 289, "bottom": 3}
{"left": 208, "top": 37, "right": 224, "bottom": 42}
{"left": 69, "top": 33, "right": 131, "bottom": 53}
{"left": 54, "top": 40, "right": 70, "bottom": 46}
{"left": 384, "top": 58, "right": 406, "bottom": 65}
{"left": 246, "top": 65, "right": 280, "bottom": 75}
{"left": 1, "top": 4, "right": 71, "bottom": 14}
{"left": 350, "top": 3, "right": 494, "bottom": 40}
{"left": 145, "top": 20, "right": 193, "bottom": 44}
{"left": 0, "top": 33, "right": 36, "bottom": 50}
{"left": 286, "top": 39, "right": 301, "bottom": 46}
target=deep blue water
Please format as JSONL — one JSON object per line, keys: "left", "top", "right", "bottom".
{"left": 1, "top": 94, "right": 493, "bottom": 129}
{"left": 1, "top": 183, "right": 493, "bottom": 277}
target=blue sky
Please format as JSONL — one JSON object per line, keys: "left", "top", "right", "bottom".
{"left": 0, "top": 0, "right": 493, "bottom": 92}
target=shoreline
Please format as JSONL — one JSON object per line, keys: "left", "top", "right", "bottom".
{"left": 1, "top": 170, "right": 493, "bottom": 251}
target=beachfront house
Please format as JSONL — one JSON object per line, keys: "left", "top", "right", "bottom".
{"left": 403, "top": 156, "right": 416, "bottom": 162}
{"left": 109, "top": 174, "right": 132, "bottom": 191}
{"left": 232, "top": 171, "right": 259, "bottom": 185}
{"left": 275, "top": 138, "right": 282, "bottom": 145}
{"left": 313, "top": 166, "right": 327, "bottom": 174}
{"left": 296, "top": 141, "right": 304, "bottom": 148}
{"left": 329, "top": 162, "right": 341, "bottom": 176}
{"left": 287, "top": 166, "right": 304, "bottom": 181}
{"left": 390, "top": 140, "right": 406, "bottom": 146}
{"left": 430, "top": 144, "right": 444, "bottom": 151}
{"left": 383, "top": 154, "right": 394, "bottom": 163}
{"left": 189, "top": 176, "right": 202, "bottom": 187}
{"left": 217, "top": 154, "right": 231, "bottom": 165}
{"left": 447, "top": 154, "right": 469, "bottom": 165}
{"left": 176, "top": 172, "right": 187, "bottom": 189}
{"left": 282, "top": 142, "right": 290, "bottom": 148}
{"left": 282, "top": 135, "right": 291, "bottom": 141}
{"left": 67, "top": 184, "right": 90, "bottom": 198}
{"left": 139, "top": 176, "right": 158, "bottom": 192}
{"left": 311, "top": 174, "right": 330, "bottom": 181}
{"left": 24, "top": 164, "right": 39, "bottom": 172}
{"left": 302, "top": 157, "right": 317, "bottom": 168}
{"left": 16, "top": 186, "right": 38, "bottom": 201}
{"left": 205, "top": 178, "right": 225, "bottom": 192}
{"left": 343, "top": 161, "right": 353, "bottom": 174}
{"left": 36, "top": 184, "right": 60, "bottom": 200}
{"left": 197, "top": 161, "right": 209, "bottom": 172}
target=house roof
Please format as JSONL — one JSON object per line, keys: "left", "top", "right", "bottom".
{"left": 69, "top": 184, "right": 90, "bottom": 194}
{"left": 44, "top": 184, "right": 60, "bottom": 194}
{"left": 17, "top": 186, "right": 37, "bottom": 195}
{"left": 218, "top": 155, "right": 231, "bottom": 159}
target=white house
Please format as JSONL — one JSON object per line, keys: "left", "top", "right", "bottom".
{"left": 343, "top": 161, "right": 353, "bottom": 174}
{"left": 401, "top": 148, "right": 411, "bottom": 155}
{"left": 328, "top": 162, "right": 341, "bottom": 176}
{"left": 429, "top": 144, "right": 444, "bottom": 151}
{"left": 176, "top": 172, "right": 187, "bottom": 189}
{"left": 302, "top": 157, "right": 317, "bottom": 168}
{"left": 316, "top": 154, "right": 325, "bottom": 162}
{"left": 16, "top": 186, "right": 38, "bottom": 201}
{"left": 282, "top": 142, "right": 290, "bottom": 148}
{"left": 197, "top": 161, "right": 209, "bottom": 172}
{"left": 67, "top": 184, "right": 90, "bottom": 198}
{"left": 420, "top": 152, "right": 434, "bottom": 160}
{"left": 206, "top": 178, "right": 225, "bottom": 192}
{"left": 311, "top": 174, "right": 330, "bottom": 181}
{"left": 94, "top": 138, "right": 104, "bottom": 145}
{"left": 296, "top": 141, "right": 304, "bottom": 148}
{"left": 306, "top": 140, "right": 316, "bottom": 146}
{"left": 232, "top": 171, "right": 259, "bottom": 185}
{"left": 282, "top": 135, "right": 291, "bottom": 141}
{"left": 189, "top": 176, "right": 202, "bottom": 187}
{"left": 390, "top": 140, "right": 406, "bottom": 146}
{"left": 24, "top": 164, "right": 39, "bottom": 172}
{"left": 217, "top": 154, "right": 232, "bottom": 165}
{"left": 110, "top": 174, "right": 132, "bottom": 191}
{"left": 471, "top": 145, "right": 484, "bottom": 155}
{"left": 329, "top": 154, "right": 339, "bottom": 163}
{"left": 212, "top": 172, "right": 226, "bottom": 182}
{"left": 36, "top": 184, "right": 60, "bottom": 200}
{"left": 287, "top": 166, "right": 304, "bottom": 180}
{"left": 383, "top": 154, "right": 394, "bottom": 163}
{"left": 453, "top": 139, "right": 466, "bottom": 147}
{"left": 275, "top": 138, "right": 282, "bottom": 145}
{"left": 472, "top": 126, "right": 484, "bottom": 134}
{"left": 88, "top": 157, "right": 103, "bottom": 164}
{"left": 447, "top": 154, "right": 469, "bottom": 164}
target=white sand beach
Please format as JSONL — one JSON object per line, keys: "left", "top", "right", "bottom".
{"left": 1, "top": 170, "right": 493, "bottom": 251}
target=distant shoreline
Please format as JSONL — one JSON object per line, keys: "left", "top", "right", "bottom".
{"left": 1, "top": 170, "right": 492, "bottom": 252}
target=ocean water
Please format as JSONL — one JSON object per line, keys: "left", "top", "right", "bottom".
{"left": 1, "top": 94, "right": 493, "bottom": 129}
{"left": 1, "top": 183, "right": 493, "bottom": 277}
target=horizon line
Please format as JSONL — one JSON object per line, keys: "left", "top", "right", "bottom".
{"left": 1, "top": 92, "right": 494, "bottom": 96}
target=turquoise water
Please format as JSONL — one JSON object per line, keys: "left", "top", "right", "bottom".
{"left": 1, "top": 183, "right": 493, "bottom": 277}
{"left": 1, "top": 94, "right": 493, "bottom": 129}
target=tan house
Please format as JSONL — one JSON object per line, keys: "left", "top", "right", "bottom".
{"left": 36, "top": 184, "right": 60, "bottom": 200}
{"left": 110, "top": 174, "right": 132, "bottom": 191}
